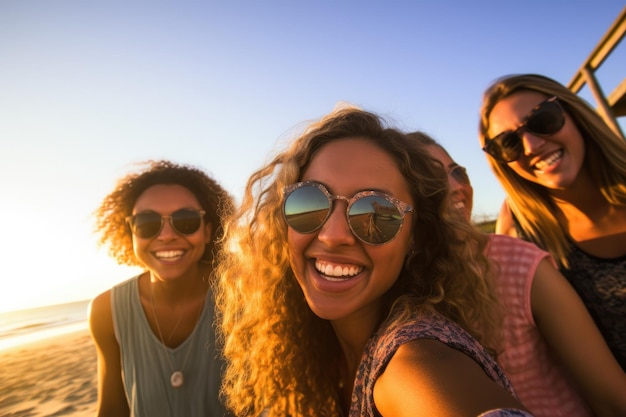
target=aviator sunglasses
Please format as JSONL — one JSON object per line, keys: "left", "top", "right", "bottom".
{"left": 126, "top": 209, "right": 206, "bottom": 239}
{"left": 283, "top": 181, "right": 413, "bottom": 245}
{"left": 482, "top": 96, "right": 565, "bottom": 163}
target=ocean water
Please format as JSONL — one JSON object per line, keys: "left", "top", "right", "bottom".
{"left": 0, "top": 299, "right": 91, "bottom": 352}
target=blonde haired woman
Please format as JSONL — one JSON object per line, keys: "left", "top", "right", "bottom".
{"left": 479, "top": 73, "right": 626, "bottom": 371}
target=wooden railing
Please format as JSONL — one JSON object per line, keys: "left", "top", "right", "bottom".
{"left": 568, "top": 7, "right": 626, "bottom": 139}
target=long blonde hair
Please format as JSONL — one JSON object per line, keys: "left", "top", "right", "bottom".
{"left": 478, "top": 74, "right": 626, "bottom": 266}
{"left": 215, "top": 107, "right": 499, "bottom": 416}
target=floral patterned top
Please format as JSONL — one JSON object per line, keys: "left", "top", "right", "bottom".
{"left": 348, "top": 309, "right": 533, "bottom": 417}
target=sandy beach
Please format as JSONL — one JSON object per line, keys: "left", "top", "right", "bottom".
{"left": 0, "top": 329, "right": 97, "bottom": 417}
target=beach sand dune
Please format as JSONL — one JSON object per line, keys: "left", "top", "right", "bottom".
{"left": 0, "top": 330, "right": 97, "bottom": 417}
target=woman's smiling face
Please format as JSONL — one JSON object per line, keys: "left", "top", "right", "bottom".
{"left": 487, "top": 91, "right": 586, "bottom": 190}
{"left": 426, "top": 144, "right": 473, "bottom": 222}
{"left": 287, "top": 137, "right": 414, "bottom": 323}
{"left": 131, "top": 184, "right": 211, "bottom": 281}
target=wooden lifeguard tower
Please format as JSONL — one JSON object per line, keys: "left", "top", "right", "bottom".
{"left": 568, "top": 6, "right": 626, "bottom": 140}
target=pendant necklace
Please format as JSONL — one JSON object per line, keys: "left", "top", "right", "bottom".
{"left": 150, "top": 283, "right": 202, "bottom": 388}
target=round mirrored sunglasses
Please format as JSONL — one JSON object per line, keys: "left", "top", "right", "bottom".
{"left": 283, "top": 181, "right": 413, "bottom": 245}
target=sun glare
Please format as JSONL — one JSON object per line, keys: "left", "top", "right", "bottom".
{"left": 0, "top": 201, "right": 138, "bottom": 313}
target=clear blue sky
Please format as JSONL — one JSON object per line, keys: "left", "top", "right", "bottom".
{"left": 1, "top": 1, "right": 624, "bottom": 312}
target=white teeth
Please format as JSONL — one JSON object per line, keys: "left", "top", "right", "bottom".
{"left": 155, "top": 250, "right": 184, "bottom": 260}
{"left": 453, "top": 201, "right": 465, "bottom": 210}
{"left": 535, "top": 150, "right": 563, "bottom": 171}
{"left": 315, "top": 260, "right": 362, "bottom": 281}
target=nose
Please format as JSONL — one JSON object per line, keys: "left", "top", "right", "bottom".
{"left": 157, "top": 217, "right": 178, "bottom": 240}
{"left": 448, "top": 174, "right": 463, "bottom": 191}
{"left": 520, "top": 130, "right": 547, "bottom": 156}
{"left": 316, "top": 201, "right": 356, "bottom": 247}
{"left": 447, "top": 175, "right": 467, "bottom": 206}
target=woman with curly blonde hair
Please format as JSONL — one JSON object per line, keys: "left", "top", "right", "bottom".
{"left": 479, "top": 74, "right": 626, "bottom": 370}
{"left": 89, "top": 160, "right": 234, "bottom": 417}
{"left": 215, "top": 107, "right": 532, "bottom": 416}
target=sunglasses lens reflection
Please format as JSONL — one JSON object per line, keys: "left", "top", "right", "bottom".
{"left": 131, "top": 213, "right": 162, "bottom": 238}
{"left": 284, "top": 184, "right": 404, "bottom": 244}
{"left": 500, "top": 133, "right": 524, "bottom": 162}
{"left": 284, "top": 185, "right": 330, "bottom": 234}
{"left": 171, "top": 210, "right": 204, "bottom": 234}
{"left": 526, "top": 101, "right": 565, "bottom": 134}
{"left": 349, "top": 195, "right": 402, "bottom": 244}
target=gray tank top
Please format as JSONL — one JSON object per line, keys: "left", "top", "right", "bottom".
{"left": 111, "top": 275, "right": 229, "bottom": 416}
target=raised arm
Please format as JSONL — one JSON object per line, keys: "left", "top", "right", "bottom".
{"left": 88, "top": 291, "right": 130, "bottom": 417}
{"left": 373, "top": 339, "right": 532, "bottom": 417}
{"left": 531, "top": 258, "right": 626, "bottom": 416}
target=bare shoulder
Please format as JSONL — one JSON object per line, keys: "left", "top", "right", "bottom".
{"left": 495, "top": 200, "right": 517, "bottom": 237}
{"left": 89, "top": 289, "right": 114, "bottom": 342}
{"left": 374, "top": 339, "right": 527, "bottom": 417}
{"left": 89, "top": 290, "right": 112, "bottom": 319}
{"left": 530, "top": 257, "right": 580, "bottom": 314}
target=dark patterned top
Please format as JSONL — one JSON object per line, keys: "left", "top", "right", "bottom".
{"left": 348, "top": 309, "right": 533, "bottom": 417}
{"left": 562, "top": 244, "right": 626, "bottom": 370}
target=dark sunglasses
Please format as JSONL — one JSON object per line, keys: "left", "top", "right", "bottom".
{"left": 126, "top": 209, "right": 206, "bottom": 239}
{"left": 448, "top": 165, "right": 470, "bottom": 185}
{"left": 283, "top": 181, "right": 413, "bottom": 245}
{"left": 482, "top": 96, "right": 565, "bottom": 163}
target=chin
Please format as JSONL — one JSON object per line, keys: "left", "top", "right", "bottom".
{"left": 454, "top": 207, "right": 471, "bottom": 223}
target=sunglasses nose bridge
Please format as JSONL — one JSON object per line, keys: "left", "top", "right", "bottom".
{"left": 155, "top": 215, "right": 178, "bottom": 238}
{"left": 326, "top": 194, "right": 351, "bottom": 223}
{"left": 317, "top": 195, "right": 356, "bottom": 245}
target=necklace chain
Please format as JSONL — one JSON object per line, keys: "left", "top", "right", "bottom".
{"left": 166, "top": 311, "right": 184, "bottom": 343}
{"left": 150, "top": 282, "right": 202, "bottom": 388}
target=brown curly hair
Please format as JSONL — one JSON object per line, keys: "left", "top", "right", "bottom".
{"left": 93, "top": 160, "right": 234, "bottom": 270}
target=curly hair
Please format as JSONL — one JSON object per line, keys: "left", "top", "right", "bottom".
{"left": 478, "top": 73, "right": 626, "bottom": 266}
{"left": 215, "top": 106, "right": 499, "bottom": 416}
{"left": 93, "top": 160, "right": 234, "bottom": 271}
